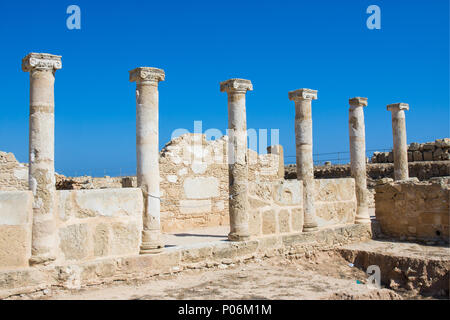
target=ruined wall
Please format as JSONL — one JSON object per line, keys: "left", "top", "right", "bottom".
{"left": 314, "top": 178, "right": 356, "bottom": 227}
{"left": 374, "top": 178, "right": 449, "bottom": 242}
{"left": 0, "top": 191, "right": 33, "bottom": 270}
{"left": 371, "top": 138, "right": 450, "bottom": 163}
{"left": 247, "top": 180, "right": 303, "bottom": 237}
{"left": 0, "top": 134, "right": 281, "bottom": 233}
{"left": 55, "top": 189, "right": 143, "bottom": 263}
{"left": 286, "top": 161, "right": 450, "bottom": 181}
{"left": 247, "top": 178, "right": 357, "bottom": 237}
{"left": 0, "top": 152, "right": 28, "bottom": 191}
{"left": 158, "top": 134, "right": 279, "bottom": 232}
{"left": 55, "top": 175, "right": 123, "bottom": 190}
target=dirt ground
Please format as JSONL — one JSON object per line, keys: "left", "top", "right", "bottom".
{"left": 21, "top": 251, "right": 406, "bottom": 300}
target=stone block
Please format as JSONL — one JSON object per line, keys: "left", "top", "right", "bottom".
{"left": 314, "top": 178, "right": 355, "bottom": 202}
{"left": 110, "top": 222, "right": 141, "bottom": 256}
{"left": 423, "top": 143, "right": 435, "bottom": 151}
{"left": 180, "top": 244, "right": 213, "bottom": 263}
{"left": 179, "top": 199, "right": 211, "bottom": 214}
{"left": 248, "top": 210, "right": 261, "bottom": 236}
{"left": 59, "top": 224, "right": 89, "bottom": 261}
{"left": 278, "top": 209, "right": 290, "bottom": 233}
{"left": 0, "top": 191, "right": 33, "bottom": 226}
{"left": 408, "top": 142, "right": 420, "bottom": 151}
{"left": 262, "top": 209, "right": 276, "bottom": 235}
{"left": 291, "top": 208, "right": 303, "bottom": 232}
{"left": 93, "top": 223, "right": 110, "bottom": 257}
{"left": 413, "top": 151, "right": 423, "bottom": 162}
{"left": 315, "top": 201, "right": 356, "bottom": 225}
{"left": 272, "top": 180, "right": 302, "bottom": 206}
{"left": 387, "top": 152, "right": 394, "bottom": 163}
{"left": 0, "top": 225, "right": 32, "bottom": 269}
{"left": 423, "top": 151, "right": 433, "bottom": 161}
{"left": 0, "top": 191, "right": 32, "bottom": 269}
{"left": 183, "top": 177, "right": 219, "bottom": 199}
{"left": 433, "top": 148, "right": 443, "bottom": 160}
{"left": 407, "top": 152, "right": 413, "bottom": 162}
{"left": 58, "top": 188, "right": 144, "bottom": 219}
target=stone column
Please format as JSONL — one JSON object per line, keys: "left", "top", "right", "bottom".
{"left": 288, "top": 89, "right": 318, "bottom": 232}
{"left": 220, "top": 78, "right": 253, "bottom": 241}
{"left": 349, "top": 97, "right": 370, "bottom": 224}
{"left": 22, "top": 53, "right": 62, "bottom": 265}
{"left": 387, "top": 103, "right": 410, "bottom": 180}
{"left": 129, "top": 67, "right": 165, "bottom": 254}
{"left": 267, "top": 145, "right": 285, "bottom": 179}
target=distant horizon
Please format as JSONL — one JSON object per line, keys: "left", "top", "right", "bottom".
{"left": 1, "top": 0, "right": 448, "bottom": 177}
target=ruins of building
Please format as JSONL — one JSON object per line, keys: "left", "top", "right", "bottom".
{"left": 0, "top": 53, "right": 448, "bottom": 298}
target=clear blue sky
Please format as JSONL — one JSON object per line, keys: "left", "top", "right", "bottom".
{"left": 0, "top": 0, "right": 448, "bottom": 176}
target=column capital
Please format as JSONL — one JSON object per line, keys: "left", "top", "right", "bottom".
{"left": 22, "top": 53, "right": 62, "bottom": 72}
{"left": 129, "top": 67, "right": 165, "bottom": 84}
{"left": 220, "top": 78, "right": 253, "bottom": 93}
{"left": 387, "top": 103, "right": 409, "bottom": 112}
{"left": 288, "top": 88, "right": 318, "bottom": 101}
{"left": 349, "top": 97, "right": 368, "bottom": 107}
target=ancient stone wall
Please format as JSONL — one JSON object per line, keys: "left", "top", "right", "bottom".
{"left": 0, "top": 152, "right": 28, "bottom": 191}
{"left": 0, "top": 134, "right": 281, "bottom": 233}
{"left": 158, "top": 134, "right": 279, "bottom": 232}
{"left": 370, "top": 138, "right": 450, "bottom": 163}
{"left": 285, "top": 161, "right": 450, "bottom": 181}
{"left": 55, "top": 175, "right": 123, "bottom": 190}
{"left": 0, "top": 191, "right": 33, "bottom": 270}
{"left": 374, "top": 178, "right": 449, "bottom": 242}
{"left": 247, "top": 178, "right": 357, "bottom": 237}
{"left": 314, "top": 178, "right": 356, "bottom": 227}
{"left": 55, "top": 189, "right": 143, "bottom": 263}
{"left": 247, "top": 180, "right": 303, "bottom": 237}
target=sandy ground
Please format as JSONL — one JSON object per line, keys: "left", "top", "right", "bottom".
{"left": 161, "top": 208, "right": 374, "bottom": 247}
{"left": 33, "top": 250, "right": 401, "bottom": 300}
{"left": 162, "top": 226, "right": 228, "bottom": 247}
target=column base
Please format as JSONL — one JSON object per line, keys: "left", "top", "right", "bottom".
{"left": 140, "top": 230, "right": 163, "bottom": 254}
{"left": 302, "top": 221, "right": 318, "bottom": 232}
{"left": 140, "top": 244, "right": 164, "bottom": 254}
{"left": 29, "top": 254, "right": 56, "bottom": 266}
{"left": 302, "top": 226, "right": 318, "bottom": 232}
{"left": 228, "top": 232, "right": 251, "bottom": 242}
{"left": 355, "top": 206, "right": 371, "bottom": 224}
{"left": 355, "top": 217, "right": 372, "bottom": 224}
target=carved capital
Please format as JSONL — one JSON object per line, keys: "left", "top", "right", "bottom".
{"left": 288, "top": 88, "right": 318, "bottom": 101}
{"left": 129, "top": 67, "right": 165, "bottom": 84}
{"left": 22, "top": 53, "right": 62, "bottom": 72}
{"left": 220, "top": 78, "right": 253, "bottom": 94}
{"left": 387, "top": 103, "right": 409, "bottom": 112}
{"left": 349, "top": 97, "right": 368, "bottom": 107}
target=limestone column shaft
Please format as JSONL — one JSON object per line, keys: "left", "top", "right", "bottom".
{"left": 349, "top": 97, "right": 370, "bottom": 224}
{"left": 220, "top": 78, "right": 253, "bottom": 241}
{"left": 129, "top": 67, "right": 165, "bottom": 254}
{"left": 387, "top": 103, "right": 410, "bottom": 180}
{"left": 288, "top": 89, "right": 318, "bottom": 232}
{"left": 22, "top": 52, "right": 62, "bottom": 265}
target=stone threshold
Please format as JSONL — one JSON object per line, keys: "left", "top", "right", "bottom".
{"left": 0, "top": 223, "right": 372, "bottom": 299}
